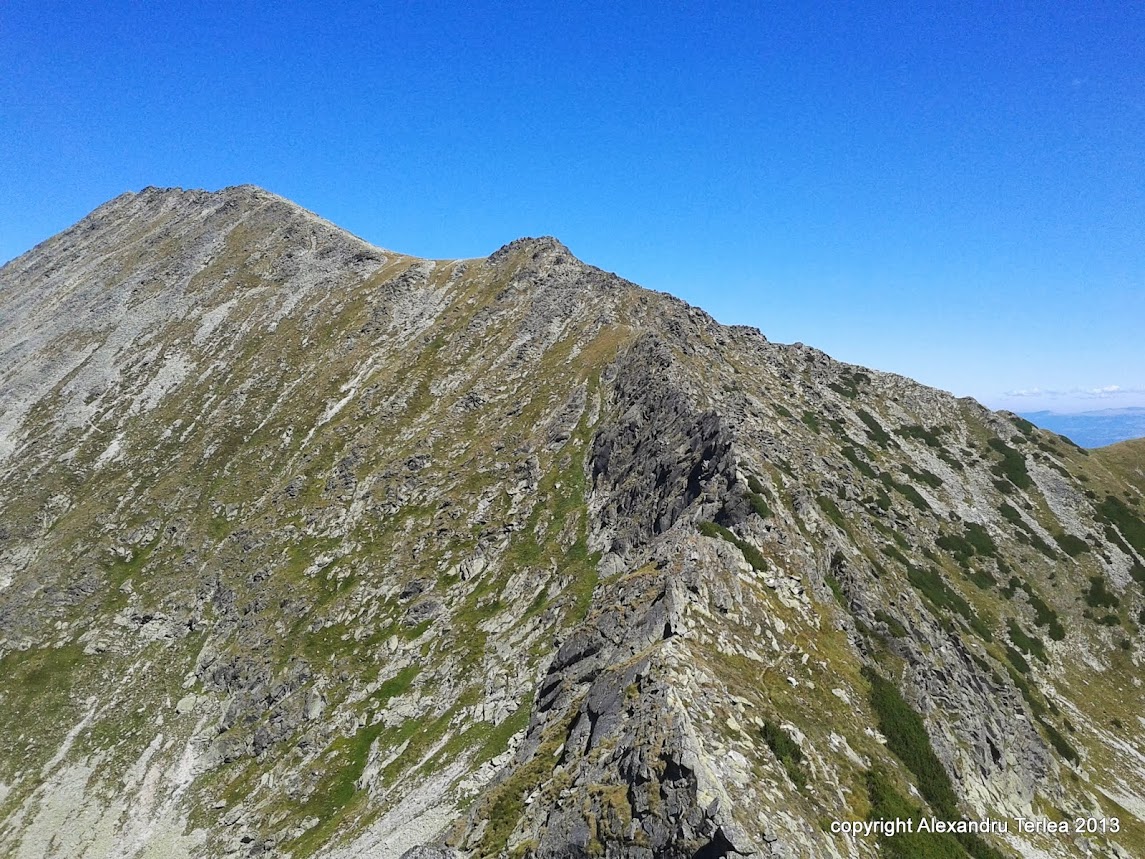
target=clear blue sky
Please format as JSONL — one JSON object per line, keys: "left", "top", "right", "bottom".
{"left": 3, "top": 1, "right": 1142, "bottom": 413}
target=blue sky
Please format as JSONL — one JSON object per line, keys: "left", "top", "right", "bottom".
{"left": 2, "top": 1, "right": 1142, "bottom": 413}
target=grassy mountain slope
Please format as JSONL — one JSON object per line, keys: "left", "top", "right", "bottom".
{"left": 1, "top": 187, "right": 1143, "bottom": 859}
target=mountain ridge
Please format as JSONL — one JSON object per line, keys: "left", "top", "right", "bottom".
{"left": 1, "top": 187, "right": 1144, "bottom": 859}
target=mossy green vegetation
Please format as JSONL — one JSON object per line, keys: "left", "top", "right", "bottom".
{"left": 986, "top": 438, "right": 1032, "bottom": 490}
{"left": 699, "top": 521, "right": 766, "bottom": 571}
{"left": 829, "top": 381, "right": 858, "bottom": 400}
{"left": 896, "top": 424, "right": 945, "bottom": 448}
{"left": 1085, "top": 576, "right": 1120, "bottom": 610}
{"left": 865, "top": 767, "right": 966, "bottom": 859}
{"left": 905, "top": 563, "right": 989, "bottom": 639}
{"left": 824, "top": 573, "right": 847, "bottom": 607}
{"left": 997, "top": 503, "right": 1057, "bottom": 558}
{"left": 865, "top": 666, "right": 959, "bottom": 814}
{"left": 0, "top": 643, "right": 86, "bottom": 772}
{"left": 1053, "top": 532, "right": 1090, "bottom": 557}
{"left": 747, "top": 489, "right": 772, "bottom": 518}
{"left": 841, "top": 446, "right": 878, "bottom": 479}
{"left": 1025, "top": 591, "right": 1065, "bottom": 641}
{"left": 856, "top": 409, "right": 892, "bottom": 447}
{"left": 1097, "top": 495, "right": 1145, "bottom": 555}
{"left": 936, "top": 523, "right": 998, "bottom": 576}
{"left": 1005, "top": 645, "right": 1032, "bottom": 675}
{"left": 282, "top": 663, "right": 423, "bottom": 854}
{"left": 862, "top": 669, "right": 1004, "bottom": 859}
{"left": 896, "top": 423, "right": 965, "bottom": 471}
{"left": 1039, "top": 719, "right": 1080, "bottom": 764}
{"left": 761, "top": 719, "right": 807, "bottom": 789}
{"left": 874, "top": 609, "right": 908, "bottom": 638}
{"left": 903, "top": 464, "right": 943, "bottom": 489}
{"left": 1010, "top": 416, "right": 1038, "bottom": 436}
{"left": 816, "top": 495, "right": 848, "bottom": 531}
{"left": 1007, "top": 620, "right": 1047, "bottom": 662}
{"left": 475, "top": 713, "right": 572, "bottom": 856}
{"left": 879, "top": 472, "right": 931, "bottom": 511}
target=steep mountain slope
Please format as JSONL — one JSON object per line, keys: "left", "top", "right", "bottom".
{"left": 1, "top": 187, "right": 1144, "bottom": 859}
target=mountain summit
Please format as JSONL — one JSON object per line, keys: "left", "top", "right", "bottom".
{"left": 1, "top": 187, "right": 1143, "bottom": 858}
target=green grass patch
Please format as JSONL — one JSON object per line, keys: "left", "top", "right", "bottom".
{"left": 874, "top": 609, "right": 908, "bottom": 638}
{"left": 0, "top": 643, "right": 86, "bottom": 767}
{"left": 967, "top": 568, "right": 997, "bottom": 590}
{"left": 1097, "top": 495, "right": 1145, "bottom": 555}
{"left": 903, "top": 464, "right": 943, "bottom": 489}
{"left": 698, "top": 521, "right": 767, "bottom": 572}
{"left": 865, "top": 767, "right": 969, "bottom": 859}
{"left": 936, "top": 533, "right": 975, "bottom": 568}
{"left": 841, "top": 446, "right": 878, "bottom": 479}
{"left": 1002, "top": 660, "right": 1046, "bottom": 719}
{"left": 283, "top": 665, "right": 421, "bottom": 856}
{"left": 1026, "top": 593, "right": 1065, "bottom": 641}
{"left": 864, "top": 669, "right": 955, "bottom": 813}
{"left": 748, "top": 492, "right": 772, "bottom": 518}
{"left": 824, "top": 573, "right": 847, "bottom": 608}
{"left": 1085, "top": 576, "right": 1120, "bottom": 610}
{"left": 1039, "top": 719, "right": 1080, "bottom": 764}
{"left": 1004, "top": 645, "right": 1031, "bottom": 675}
{"left": 997, "top": 503, "right": 1056, "bottom": 558}
{"left": 1130, "top": 561, "right": 1145, "bottom": 587}
{"left": 828, "top": 380, "right": 858, "bottom": 400}
{"left": 967, "top": 613, "right": 994, "bottom": 642}
{"left": 934, "top": 524, "right": 998, "bottom": 590}
{"left": 1011, "top": 416, "right": 1038, "bottom": 436}
{"left": 987, "top": 438, "right": 1032, "bottom": 490}
{"left": 816, "top": 495, "right": 848, "bottom": 531}
{"left": 1053, "top": 532, "right": 1090, "bottom": 557}
{"left": 476, "top": 713, "right": 571, "bottom": 856}
{"left": 880, "top": 473, "right": 930, "bottom": 511}
{"left": 376, "top": 665, "right": 420, "bottom": 702}
{"left": 761, "top": 720, "right": 807, "bottom": 789}
{"left": 896, "top": 424, "right": 945, "bottom": 448}
{"left": 963, "top": 523, "right": 998, "bottom": 557}
{"left": 1007, "top": 621, "right": 1047, "bottom": 662}
{"left": 856, "top": 409, "right": 892, "bottom": 447}
{"left": 906, "top": 564, "right": 974, "bottom": 623}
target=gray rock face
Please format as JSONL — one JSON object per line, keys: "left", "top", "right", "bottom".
{"left": 398, "top": 847, "right": 459, "bottom": 859}
{"left": 1, "top": 186, "right": 1144, "bottom": 859}
{"left": 590, "top": 333, "right": 737, "bottom": 559}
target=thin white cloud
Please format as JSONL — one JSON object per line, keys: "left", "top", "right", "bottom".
{"left": 1003, "top": 384, "right": 1144, "bottom": 400}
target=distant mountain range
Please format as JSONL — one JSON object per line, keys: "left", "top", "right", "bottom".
{"left": 1019, "top": 407, "right": 1145, "bottom": 449}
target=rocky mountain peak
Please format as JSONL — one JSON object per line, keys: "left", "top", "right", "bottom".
{"left": 486, "top": 235, "right": 579, "bottom": 270}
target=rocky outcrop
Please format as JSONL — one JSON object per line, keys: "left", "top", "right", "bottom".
{"left": 590, "top": 333, "right": 737, "bottom": 559}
